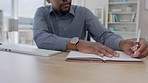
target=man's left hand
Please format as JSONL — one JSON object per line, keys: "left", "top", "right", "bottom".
{"left": 119, "top": 38, "right": 148, "bottom": 58}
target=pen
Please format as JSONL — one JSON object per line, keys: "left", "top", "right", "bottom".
{"left": 135, "top": 29, "right": 141, "bottom": 48}
{"left": 131, "top": 29, "right": 141, "bottom": 52}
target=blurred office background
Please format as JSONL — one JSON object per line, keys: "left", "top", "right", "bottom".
{"left": 0, "top": 0, "right": 148, "bottom": 45}
{"left": 0, "top": 0, "right": 44, "bottom": 44}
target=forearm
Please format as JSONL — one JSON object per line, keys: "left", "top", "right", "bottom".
{"left": 34, "top": 32, "right": 70, "bottom": 51}
{"left": 103, "top": 32, "right": 123, "bottom": 50}
{"left": 87, "top": 22, "right": 123, "bottom": 50}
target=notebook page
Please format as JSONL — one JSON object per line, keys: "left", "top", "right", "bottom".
{"left": 103, "top": 51, "right": 142, "bottom": 62}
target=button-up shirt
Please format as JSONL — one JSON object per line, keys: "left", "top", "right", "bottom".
{"left": 33, "top": 5, "right": 123, "bottom": 51}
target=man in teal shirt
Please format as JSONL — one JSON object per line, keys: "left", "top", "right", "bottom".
{"left": 33, "top": 0, "right": 148, "bottom": 58}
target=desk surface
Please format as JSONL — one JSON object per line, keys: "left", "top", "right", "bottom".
{"left": 0, "top": 51, "right": 148, "bottom": 83}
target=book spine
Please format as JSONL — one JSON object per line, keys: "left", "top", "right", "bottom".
{"left": 115, "top": 15, "right": 119, "bottom": 22}
{"left": 112, "top": 15, "right": 115, "bottom": 22}
{"left": 131, "top": 13, "right": 136, "bottom": 22}
{"left": 109, "top": 13, "right": 113, "bottom": 23}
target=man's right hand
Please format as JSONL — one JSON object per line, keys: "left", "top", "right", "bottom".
{"left": 75, "top": 40, "right": 119, "bottom": 58}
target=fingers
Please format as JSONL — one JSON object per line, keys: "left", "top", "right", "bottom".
{"left": 103, "top": 46, "right": 120, "bottom": 57}
{"left": 77, "top": 40, "right": 119, "bottom": 58}
{"left": 131, "top": 38, "right": 147, "bottom": 57}
{"left": 133, "top": 49, "right": 147, "bottom": 58}
{"left": 85, "top": 47, "right": 104, "bottom": 57}
{"left": 93, "top": 43, "right": 119, "bottom": 58}
{"left": 90, "top": 49, "right": 118, "bottom": 58}
{"left": 131, "top": 45, "right": 138, "bottom": 51}
{"left": 120, "top": 39, "right": 134, "bottom": 55}
{"left": 97, "top": 49, "right": 113, "bottom": 58}
{"left": 134, "top": 45, "right": 147, "bottom": 57}
{"left": 77, "top": 41, "right": 105, "bottom": 57}
{"left": 138, "top": 47, "right": 148, "bottom": 58}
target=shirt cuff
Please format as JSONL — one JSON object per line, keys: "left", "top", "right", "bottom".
{"left": 112, "top": 38, "right": 123, "bottom": 50}
{"left": 54, "top": 38, "right": 71, "bottom": 51}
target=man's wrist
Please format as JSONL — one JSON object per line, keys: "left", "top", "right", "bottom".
{"left": 119, "top": 40, "right": 124, "bottom": 51}
{"left": 66, "top": 37, "right": 79, "bottom": 50}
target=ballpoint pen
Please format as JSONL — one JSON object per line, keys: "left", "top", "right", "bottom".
{"left": 131, "top": 29, "right": 141, "bottom": 51}
{"left": 135, "top": 29, "right": 141, "bottom": 48}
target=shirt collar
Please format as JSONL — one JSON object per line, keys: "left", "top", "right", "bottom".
{"left": 49, "top": 5, "right": 54, "bottom": 14}
{"left": 49, "top": 5, "right": 75, "bottom": 16}
{"left": 69, "top": 6, "right": 75, "bottom": 16}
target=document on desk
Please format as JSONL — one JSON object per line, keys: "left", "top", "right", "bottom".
{"left": 0, "top": 43, "right": 60, "bottom": 57}
{"left": 66, "top": 51, "right": 142, "bottom": 62}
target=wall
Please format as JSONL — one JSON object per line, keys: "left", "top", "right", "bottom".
{"left": 85, "top": 0, "right": 107, "bottom": 11}
{"left": 18, "top": 0, "right": 44, "bottom": 18}
{"left": 85, "top": 0, "right": 108, "bottom": 25}
{"left": 139, "top": 0, "right": 148, "bottom": 40}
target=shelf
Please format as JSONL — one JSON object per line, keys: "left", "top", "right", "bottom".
{"left": 19, "top": 24, "right": 33, "bottom": 29}
{"left": 18, "top": 30, "right": 32, "bottom": 32}
{"left": 112, "top": 31, "right": 135, "bottom": 34}
{"left": 108, "top": 22, "right": 136, "bottom": 25}
{"left": 109, "top": 1, "right": 138, "bottom": 5}
{"left": 106, "top": 0, "right": 139, "bottom": 39}
{"left": 109, "top": 12, "right": 136, "bottom": 14}
{"left": 112, "top": 31, "right": 136, "bottom": 39}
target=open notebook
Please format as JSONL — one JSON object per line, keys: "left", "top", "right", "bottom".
{"left": 0, "top": 43, "right": 60, "bottom": 56}
{"left": 66, "top": 51, "right": 142, "bottom": 62}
